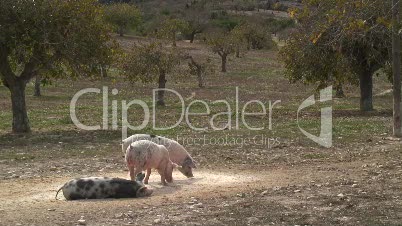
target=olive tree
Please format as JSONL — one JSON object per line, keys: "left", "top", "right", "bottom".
{"left": 157, "top": 18, "right": 189, "bottom": 47}
{"left": 104, "top": 3, "right": 142, "bottom": 37}
{"left": 181, "top": 1, "right": 210, "bottom": 43}
{"left": 280, "top": 0, "right": 392, "bottom": 111}
{"left": 120, "top": 42, "right": 182, "bottom": 106}
{"left": 230, "top": 24, "right": 248, "bottom": 58}
{"left": 0, "top": 0, "right": 114, "bottom": 133}
{"left": 231, "top": 22, "right": 277, "bottom": 57}
{"left": 281, "top": 31, "right": 355, "bottom": 93}
{"left": 206, "top": 31, "right": 237, "bottom": 73}
{"left": 185, "top": 55, "right": 213, "bottom": 88}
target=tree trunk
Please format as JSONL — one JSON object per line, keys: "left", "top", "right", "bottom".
{"left": 392, "top": 0, "right": 402, "bottom": 137}
{"left": 197, "top": 70, "right": 204, "bottom": 88}
{"left": 359, "top": 70, "right": 373, "bottom": 112}
{"left": 172, "top": 32, "right": 177, "bottom": 47}
{"left": 334, "top": 84, "right": 345, "bottom": 98}
{"left": 119, "top": 27, "right": 124, "bottom": 37}
{"left": 221, "top": 54, "right": 227, "bottom": 73}
{"left": 101, "top": 65, "right": 108, "bottom": 78}
{"left": 34, "top": 74, "right": 41, "bottom": 97}
{"left": 190, "top": 32, "right": 196, "bottom": 43}
{"left": 10, "top": 80, "right": 30, "bottom": 133}
{"left": 236, "top": 46, "right": 240, "bottom": 58}
{"left": 157, "top": 71, "right": 167, "bottom": 106}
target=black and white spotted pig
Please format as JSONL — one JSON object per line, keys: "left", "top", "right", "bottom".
{"left": 55, "top": 173, "right": 152, "bottom": 200}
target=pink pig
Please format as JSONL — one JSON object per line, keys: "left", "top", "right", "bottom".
{"left": 122, "top": 134, "right": 196, "bottom": 178}
{"left": 125, "top": 140, "right": 177, "bottom": 186}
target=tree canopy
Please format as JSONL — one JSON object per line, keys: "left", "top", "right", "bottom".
{"left": 120, "top": 41, "right": 183, "bottom": 105}
{"left": 157, "top": 18, "right": 189, "bottom": 47}
{"left": 280, "top": 0, "right": 393, "bottom": 111}
{"left": 104, "top": 3, "right": 142, "bottom": 36}
{"left": 180, "top": 1, "right": 210, "bottom": 43}
{"left": 0, "top": 0, "right": 114, "bottom": 132}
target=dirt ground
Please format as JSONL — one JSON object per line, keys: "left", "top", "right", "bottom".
{"left": 0, "top": 139, "right": 401, "bottom": 226}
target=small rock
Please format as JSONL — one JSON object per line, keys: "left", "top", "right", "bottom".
{"left": 115, "top": 213, "right": 124, "bottom": 219}
{"left": 247, "top": 217, "right": 259, "bottom": 224}
{"left": 294, "top": 190, "right": 301, "bottom": 193}
{"left": 77, "top": 219, "right": 86, "bottom": 225}
{"left": 154, "top": 219, "right": 161, "bottom": 224}
{"left": 236, "top": 193, "right": 245, "bottom": 198}
{"left": 351, "top": 184, "right": 358, "bottom": 188}
{"left": 47, "top": 209, "right": 56, "bottom": 211}
{"left": 340, "top": 216, "right": 351, "bottom": 222}
{"left": 272, "top": 186, "right": 281, "bottom": 191}
{"left": 337, "top": 193, "right": 345, "bottom": 198}
{"left": 194, "top": 203, "right": 204, "bottom": 208}
{"left": 261, "top": 190, "right": 269, "bottom": 196}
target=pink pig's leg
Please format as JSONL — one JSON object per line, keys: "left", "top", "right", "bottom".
{"left": 128, "top": 165, "right": 135, "bottom": 181}
{"left": 144, "top": 168, "right": 151, "bottom": 184}
{"left": 157, "top": 167, "right": 167, "bottom": 186}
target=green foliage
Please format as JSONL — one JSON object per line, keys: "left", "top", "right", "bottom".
{"left": 160, "top": 8, "right": 171, "bottom": 16}
{"left": 180, "top": 1, "right": 210, "bottom": 42}
{"left": 120, "top": 41, "right": 182, "bottom": 83}
{"left": 104, "top": 3, "right": 142, "bottom": 36}
{"left": 0, "top": 0, "right": 115, "bottom": 81}
{"left": 0, "top": 0, "right": 115, "bottom": 132}
{"left": 272, "top": 2, "right": 288, "bottom": 12}
{"left": 211, "top": 17, "right": 239, "bottom": 31}
{"left": 187, "top": 56, "right": 214, "bottom": 75}
{"left": 157, "top": 18, "right": 190, "bottom": 46}
{"left": 232, "top": 22, "right": 277, "bottom": 50}
{"left": 280, "top": 0, "right": 392, "bottom": 87}
{"left": 232, "top": 0, "right": 257, "bottom": 11}
{"left": 210, "top": 10, "right": 228, "bottom": 20}
{"left": 280, "top": 32, "right": 356, "bottom": 89}
{"left": 206, "top": 31, "right": 237, "bottom": 57}
{"left": 265, "top": 18, "right": 295, "bottom": 34}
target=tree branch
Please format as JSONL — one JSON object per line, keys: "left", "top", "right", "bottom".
{"left": 19, "top": 45, "right": 42, "bottom": 82}
{"left": 0, "top": 44, "right": 16, "bottom": 87}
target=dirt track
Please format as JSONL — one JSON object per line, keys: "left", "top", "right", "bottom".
{"left": 0, "top": 149, "right": 402, "bottom": 226}
{"left": 0, "top": 168, "right": 293, "bottom": 226}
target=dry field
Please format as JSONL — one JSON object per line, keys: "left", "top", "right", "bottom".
{"left": 0, "top": 37, "right": 401, "bottom": 225}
